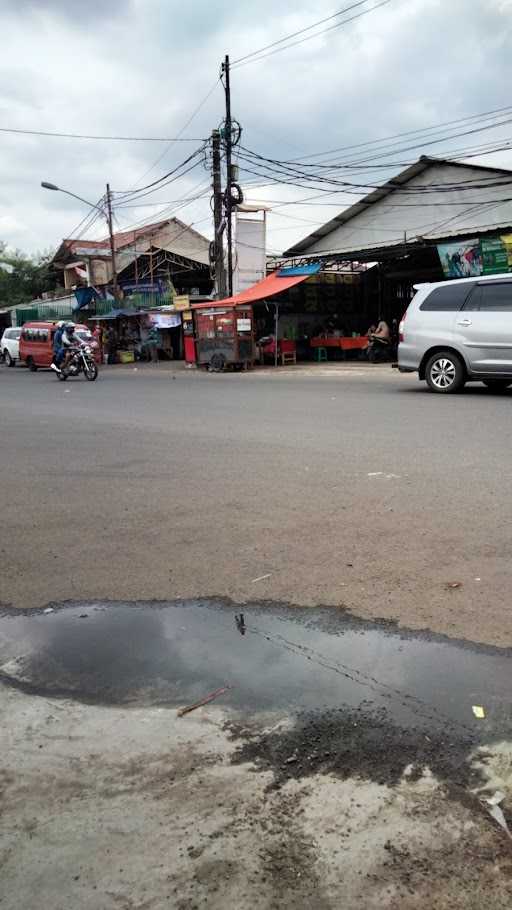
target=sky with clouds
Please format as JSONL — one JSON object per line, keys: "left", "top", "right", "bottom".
{"left": 1, "top": 0, "right": 512, "bottom": 257}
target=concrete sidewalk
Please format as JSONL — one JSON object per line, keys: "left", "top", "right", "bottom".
{"left": 108, "top": 360, "right": 394, "bottom": 377}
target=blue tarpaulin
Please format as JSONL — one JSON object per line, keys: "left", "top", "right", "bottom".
{"left": 277, "top": 264, "right": 321, "bottom": 277}
{"left": 73, "top": 286, "right": 99, "bottom": 311}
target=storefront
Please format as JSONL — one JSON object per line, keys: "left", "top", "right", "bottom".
{"left": 252, "top": 268, "right": 370, "bottom": 363}
{"left": 147, "top": 311, "right": 183, "bottom": 359}
{"left": 93, "top": 307, "right": 184, "bottom": 364}
{"left": 186, "top": 266, "right": 324, "bottom": 370}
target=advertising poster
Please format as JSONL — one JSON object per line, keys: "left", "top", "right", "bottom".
{"left": 480, "top": 237, "right": 509, "bottom": 275}
{"left": 437, "top": 239, "right": 483, "bottom": 278}
{"left": 438, "top": 234, "right": 512, "bottom": 279}
{"left": 501, "top": 234, "right": 512, "bottom": 268}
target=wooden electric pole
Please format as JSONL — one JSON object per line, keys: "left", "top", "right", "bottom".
{"left": 211, "top": 129, "right": 226, "bottom": 299}
{"left": 222, "top": 54, "right": 234, "bottom": 297}
{"left": 105, "top": 182, "right": 118, "bottom": 298}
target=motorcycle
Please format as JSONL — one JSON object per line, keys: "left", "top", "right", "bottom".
{"left": 367, "top": 336, "right": 392, "bottom": 363}
{"left": 57, "top": 345, "right": 98, "bottom": 382}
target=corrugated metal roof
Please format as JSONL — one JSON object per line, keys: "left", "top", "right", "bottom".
{"left": 285, "top": 156, "right": 512, "bottom": 258}
{"left": 53, "top": 218, "right": 210, "bottom": 268}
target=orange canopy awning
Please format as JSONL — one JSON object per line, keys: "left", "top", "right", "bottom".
{"left": 191, "top": 264, "right": 321, "bottom": 309}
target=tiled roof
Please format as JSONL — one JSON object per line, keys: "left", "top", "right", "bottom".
{"left": 63, "top": 219, "right": 170, "bottom": 253}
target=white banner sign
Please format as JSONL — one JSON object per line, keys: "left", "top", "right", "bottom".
{"left": 234, "top": 215, "right": 266, "bottom": 294}
{"left": 149, "top": 313, "right": 181, "bottom": 328}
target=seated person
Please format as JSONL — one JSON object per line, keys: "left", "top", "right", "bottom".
{"left": 364, "top": 319, "right": 391, "bottom": 358}
{"left": 372, "top": 319, "right": 391, "bottom": 342}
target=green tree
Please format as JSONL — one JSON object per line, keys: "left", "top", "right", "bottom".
{"left": 0, "top": 243, "right": 58, "bottom": 308}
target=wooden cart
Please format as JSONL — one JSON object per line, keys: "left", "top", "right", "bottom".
{"left": 192, "top": 303, "right": 254, "bottom": 372}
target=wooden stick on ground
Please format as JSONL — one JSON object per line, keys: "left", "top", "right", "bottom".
{"left": 177, "top": 686, "right": 231, "bottom": 717}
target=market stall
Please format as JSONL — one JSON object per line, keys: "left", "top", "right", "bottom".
{"left": 189, "top": 265, "right": 322, "bottom": 371}
{"left": 147, "top": 311, "right": 183, "bottom": 360}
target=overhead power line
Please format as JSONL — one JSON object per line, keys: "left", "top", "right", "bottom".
{"left": 0, "top": 127, "right": 204, "bottom": 141}
{"left": 236, "top": 150, "right": 512, "bottom": 196}
{"left": 238, "top": 110, "right": 512, "bottom": 181}
{"left": 232, "top": 0, "right": 393, "bottom": 69}
{"left": 113, "top": 144, "right": 207, "bottom": 203}
{"left": 130, "top": 77, "right": 221, "bottom": 187}
{"left": 283, "top": 103, "right": 512, "bottom": 163}
{"left": 238, "top": 132, "right": 512, "bottom": 204}
{"left": 236, "top": 107, "right": 512, "bottom": 193}
{"left": 232, "top": 0, "right": 371, "bottom": 64}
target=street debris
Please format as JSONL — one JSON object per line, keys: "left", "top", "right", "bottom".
{"left": 177, "top": 686, "right": 231, "bottom": 717}
{"left": 235, "top": 613, "right": 246, "bottom": 635}
{"left": 43, "top": 607, "right": 54, "bottom": 614}
{"left": 483, "top": 792, "right": 511, "bottom": 838}
{"left": 446, "top": 582, "right": 462, "bottom": 589}
{"left": 252, "top": 574, "right": 272, "bottom": 583}
{"left": 472, "top": 705, "right": 485, "bottom": 719}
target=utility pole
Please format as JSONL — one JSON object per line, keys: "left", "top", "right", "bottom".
{"left": 222, "top": 54, "right": 234, "bottom": 297}
{"left": 211, "top": 129, "right": 226, "bottom": 299}
{"left": 105, "top": 182, "right": 118, "bottom": 298}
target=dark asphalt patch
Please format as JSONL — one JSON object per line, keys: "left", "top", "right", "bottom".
{"left": 230, "top": 705, "right": 485, "bottom": 791}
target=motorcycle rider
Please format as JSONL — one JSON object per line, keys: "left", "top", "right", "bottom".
{"left": 59, "top": 323, "right": 79, "bottom": 373}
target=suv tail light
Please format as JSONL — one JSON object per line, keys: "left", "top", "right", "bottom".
{"left": 398, "top": 309, "right": 407, "bottom": 343}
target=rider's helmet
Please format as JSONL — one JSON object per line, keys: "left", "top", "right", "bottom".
{"left": 66, "top": 323, "right": 75, "bottom": 334}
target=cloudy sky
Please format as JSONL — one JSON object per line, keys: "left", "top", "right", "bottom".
{"left": 1, "top": 0, "right": 512, "bottom": 258}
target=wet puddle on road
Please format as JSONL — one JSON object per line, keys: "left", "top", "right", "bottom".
{"left": 0, "top": 600, "right": 510, "bottom": 737}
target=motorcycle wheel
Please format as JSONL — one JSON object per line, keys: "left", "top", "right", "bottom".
{"left": 57, "top": 371, "right": 67, "bottom": 381}
{"left": 84, "top": 363, "right": 98, "bottom": 381}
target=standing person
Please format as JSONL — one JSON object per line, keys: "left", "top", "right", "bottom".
{"left": 92, "top": 324, "right": 102, "bottom": 361}
{"left": 146, "top": 324, "right": 160, "bottom": 363}
{"left": 107, "top": 325, "right": 117, "bottom": 365}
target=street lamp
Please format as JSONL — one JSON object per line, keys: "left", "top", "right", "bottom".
{"left": 41, "top": 181, "right": 107, "bottom": 217}
{"left": 41, "top": 180, "right": 118, "bottom": 295}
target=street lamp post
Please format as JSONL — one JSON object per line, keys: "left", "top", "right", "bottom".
{"left": 41, "top": 181, "right": 118, "bottom": 296}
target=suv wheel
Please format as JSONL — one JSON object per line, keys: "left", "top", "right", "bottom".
{"left": 4, "top": 349, "right": 14, "bottom": 367}
{"left": 425, "top": 351, "right": 465, "bottom": 394}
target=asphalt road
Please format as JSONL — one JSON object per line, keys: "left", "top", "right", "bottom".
{"left": 2, "top": 362, "right": 512, "bottom": 646}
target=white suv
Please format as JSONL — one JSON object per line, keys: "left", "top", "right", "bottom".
{"left": 1, "top": 328, "right": 21, "bottom": 367}
{"left": 398, "top": 273, "right": 512, "bottom": 393}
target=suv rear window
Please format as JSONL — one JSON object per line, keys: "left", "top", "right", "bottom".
{"left": 420, "top": 282, "right": 475, "bottom": 311}
{"left": 464, "top": 282, "right": 512, "bottom": 311}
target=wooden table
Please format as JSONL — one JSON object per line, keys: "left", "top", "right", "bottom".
{"left": 310, "top": 336, "right": 368, "bottom": 351}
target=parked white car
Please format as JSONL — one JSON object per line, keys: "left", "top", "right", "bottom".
{"left": 1, "top": 328, "right": 21, "bottom": 367}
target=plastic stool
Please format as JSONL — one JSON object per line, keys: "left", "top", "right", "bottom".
{"left": 315, "top": 347, "right": 328, "bottom": 362}
{"left": 281, "top": 351, "right": 297, "bottom": 366}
